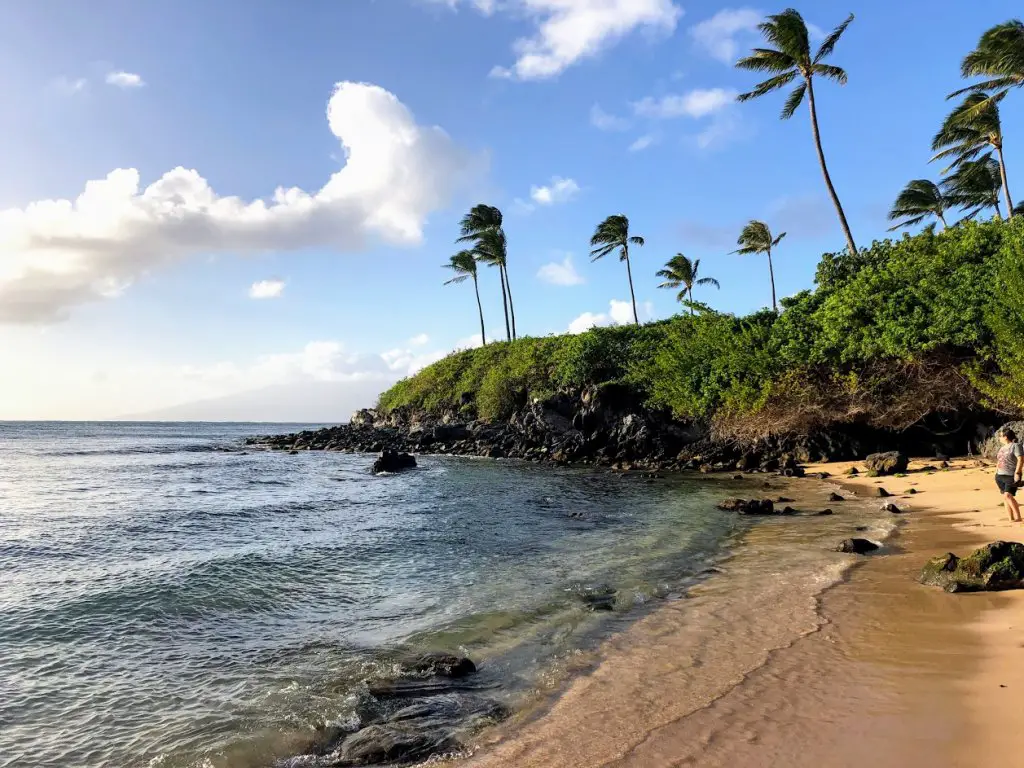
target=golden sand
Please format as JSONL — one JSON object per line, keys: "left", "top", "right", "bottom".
{"left": 456, "top": 458, "right": 1022, "bottom": 767}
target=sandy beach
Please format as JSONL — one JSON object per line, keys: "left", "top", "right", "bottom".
{"left": 457, "top": 458, "right": 1024, "bottom": 767}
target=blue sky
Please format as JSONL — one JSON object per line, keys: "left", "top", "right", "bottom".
{"left": 1, "top": 0, "right": 1020, "bottom": 419}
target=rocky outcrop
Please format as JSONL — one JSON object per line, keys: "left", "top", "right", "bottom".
{"left": 371, "top": 450, "right": 417, "bottom": 474}
{"left": 716, "top": 498, "right": 777, "bottom": 515}
{"left": 919, "top": 542, "right": 1024, "bottom": 592}
{"left": 864, "top": 451, "right": 909, "bottom": 475}
{"left": 835, "top": 538, "right": 879, "bottom": 554}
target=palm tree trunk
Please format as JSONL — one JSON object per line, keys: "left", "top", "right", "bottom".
{"left": 498, "top": 267, "right": 511, "bottom": 342}
{"left": 688, "top": 287, "right": 694, "bottom": 316}
{"left": 767, "top": 249, "right": 778, "bottom": 313}
{"left": 624, "top": 248, "right": 639, "bottom": 325}
{"left": 938, "top": 211, "right": 948, "bottom": 230}
{"left": 997, "top": 144, "right": 1014, "bottom": 218}
{"left": 806, "top": 78, "right": 858, "bottom": 255}
{"left": 503, "top": 264, "right": 517, "bottom": 340}
{"left": 473, "top": 274, "right": 486, "bottom": 347}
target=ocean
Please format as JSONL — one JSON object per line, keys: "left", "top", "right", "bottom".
{"left": 0, "top": 421, "right": 770, "bottom": 768}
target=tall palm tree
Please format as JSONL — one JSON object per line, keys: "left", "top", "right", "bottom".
{"left": 953, "top": 20, "right": 1024, "bottom": 98}
{"left": 589, "top": 215, "right": 645, "bottom": 325}
{"left": 656, "top": 254, "right": 720, "bottom": 315}
{"left": 888, "top": 180, "right": 950, "bottom": 231}
{"left": 443, "top": 251, "right": 487, "bottom": 348}
{"left": 736, "top": 9, "right": 858, "bottom": 256}
{"left": 932, "top": 93, "right": 1013, "bottom": 216}
{"left": 457, "top": 204, "right": 516, "bottom": 341}
{"left": 733, "top": 221, "right": 786, "bottom": 312}
{"left": 943, "top": 155, "right": 1004, "bottom": 221}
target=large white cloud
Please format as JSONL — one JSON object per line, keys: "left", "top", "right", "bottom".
{"left": 567, "top": 298, "right": 652, "bottom": 333}
{"left": 537, "top": 253, "right": 585, "bottom": 286}
{"left": 0, "top": 82, "right": 478, "bottom": 323}
{"left": 442, "top": 0, "right": 682, "bottom": 80}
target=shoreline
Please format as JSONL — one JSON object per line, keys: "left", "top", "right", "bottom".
{"left": 450, "top": 457, "right": 1019, "bottom": 767}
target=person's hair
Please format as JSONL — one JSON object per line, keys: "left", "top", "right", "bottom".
{"left": 1002, "top": 428, "right": 1018, "bottom": 442}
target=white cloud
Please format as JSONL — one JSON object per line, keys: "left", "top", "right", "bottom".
{"left": 442, "top": 0, "right": 682, "bottom": 80}
{"left": 633, "top": 88, "right": 738, "bottom": 119}
{"left": 689, "top": 8, "right": 761, "bottom": 64}
{"left": 105, "top": 71, "right": 145, "bottom": 88}
{"left": 806, "top": 22, "right": 826, "bottom": 40}
{"left": 530, "top": 176, "right": 580, "bottom": 206}
{"left": 51, "top": 76, "right": 87, "bottom": 95}
{"left": 590, "top": 104, "right": 630, "bottom": 131}
{"left": 567, "top": 298, "right": 651, "bottom": 333}
{"left": 628, "top": 134, "right": 657, "bottom": 152}
{"left": 0, "top": 81, "right": 479, "bottom": 324}
{"left": 537, "top": 253, "right": 585, "bottom": 286}
{"left": 249, "top": 278, "right": 285, "bottom": 299}
{"left": 409, "top": 333, "right": 430, "bottom": 346}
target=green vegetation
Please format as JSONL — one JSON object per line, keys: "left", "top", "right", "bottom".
{"left": 381, "top": 220, "right": 1024, "bottom": 434}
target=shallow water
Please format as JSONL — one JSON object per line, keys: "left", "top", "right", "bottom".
{"left": 1, "top": 422, "right": 754, "bottom": 768}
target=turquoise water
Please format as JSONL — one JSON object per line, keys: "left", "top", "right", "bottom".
{"left": 0, "top": 422, "right": 743, "bottom": 768}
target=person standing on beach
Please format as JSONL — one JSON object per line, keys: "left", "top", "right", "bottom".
{"left": 995, "top": 428, "right": 1024, "bottom": 522}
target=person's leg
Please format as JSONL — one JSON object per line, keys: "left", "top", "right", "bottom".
{"left": 1005, "top": 491, "right": 1022, "bottom": 522}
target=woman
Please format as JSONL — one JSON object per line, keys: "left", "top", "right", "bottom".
{"left": 995, "top": 428, "right": 1024, "bottom": 523}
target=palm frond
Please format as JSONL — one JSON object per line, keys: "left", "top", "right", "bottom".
{"left": 813, "top": 13, "right": 854, "bottom": 64}
{"left": 735, "top": 49, "right": 797, "bottom": 74}
{"left": 696, "top": 277, "right": 721, "bottom": 289}
{"left": 629, "top": 236, "right": 645, "bottom": 246}
{"left": 780, "top": 83, "right": 807, "bottom": 119}
{"left": 812, "top": 63, "right": 848, "bottom": 85}
{"left": 960, "top": 20, "right": 1024, "bottom": 84}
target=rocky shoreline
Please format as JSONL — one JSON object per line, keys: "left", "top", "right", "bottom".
{"left": 246, "top": 388, "right": 994, "bottom": 474}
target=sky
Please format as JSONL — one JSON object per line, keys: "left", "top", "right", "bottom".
{"left": 1, "top": 0, "right": 1021, "bottom": 420}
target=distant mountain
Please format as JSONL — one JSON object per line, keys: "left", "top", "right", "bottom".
{"left": 121, "top": 379, "right": 391, "bottom": 423}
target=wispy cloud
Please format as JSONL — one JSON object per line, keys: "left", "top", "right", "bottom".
{"left": 51, "top": 76, "right": 87, "bottom": 95}
{"left": 249, "top": 279, "right": 285, "bottom": 299}
{"left": 689, "top": 8, "right": 762, "bottom": 64}
{"left": 633, "top": 88, "right": 738, "bottom": 119}
{"left": 629, "top": 134, "right": 657, "bottom": 152}
{"left": 531, "top": 176, "right": 579, "bottom": 205}
{"left": 590, "top": 104, "right": 630, "bottom": 131}
{"left": 105, "top": 71, "right": 145, "bottom": 89}
{"left": 537, "top": 253, "right": 585, "bottom": 286}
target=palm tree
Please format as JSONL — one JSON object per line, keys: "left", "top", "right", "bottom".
{"left": 888, "top": 180, "right": 950, "bottom": 231}
{"left": 443, "top": 251, "right": 487, "bottom": 348}
{"left": 942, "top": 155, "right": 1004, "bottom": 221}
{"left": 736, "top": 9, "right": 858, "bottom": 256}
{"left": 656, "top": 254, "right": 720, "bottom": 315}
{"left": 932, "top": 93, "right": 1013, "bottom": 216}
{"left": 589, "top": 215, "right": 645, "bottom": 325}
{"left": 953, "top": 20, "right": 1024, "bottom": 98}
{"left": 733, "top": 221, "right": 786, "bottom": 312}
{"left": 457, "top": 204, "right": 516, "bottom": 341}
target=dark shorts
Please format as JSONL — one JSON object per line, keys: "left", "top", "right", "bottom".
{"left": 997, "top": 475, "right": 1019, "bottom": 495}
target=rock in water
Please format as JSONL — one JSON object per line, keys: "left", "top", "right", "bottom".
{"left": 372, "top": 450, "right": 417, "bottom": 474}
{"left": 716, "top": 498, "right": 776, "bottom": 515}
{"left": 828, "top": 492, "right": 845, "bottom": 502}
{"left": 336, "top": 723, "right": 456, "bottom": 765}
{"left": 919, "top": 541, "right": 1024, "bottom": 592}
{"left": 403, "top": 653, "right": 476, "bottom": 679}
{"left": 570, "top": 583, "right": 617, "bottom": 611}
{"left": 835, "top": 538, "right": 879, "bottom": 554}
{"left": 863, "top": 451, "right": 909, "bottom": 476}
{"left": 875, "top": 487, "right": 891, "bottom": 498}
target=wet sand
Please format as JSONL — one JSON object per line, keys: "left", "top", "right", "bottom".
{"left": 457, "top": 458, "right": 1021, "bottom": 767}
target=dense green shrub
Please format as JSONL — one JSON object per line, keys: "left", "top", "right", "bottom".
{"left": 377, "top": 219, "right": 1024, "bottom": 431}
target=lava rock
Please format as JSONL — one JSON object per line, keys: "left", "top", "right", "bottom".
{"left": 717, "top": 498, "right": 776, "bottom": 515}
{"left": 335, "top": 723, "right": 456, "bottom": 766}
{"left": 864, "top": 451, "right": 909, "bottom": 476}
{"left": 570, "top": 583, "right": 617, "bottom": 611}
{"left": 372, "top": 450, "right": 417, "bottom": 474}
{"left": 875, "top": 487, "right": 892, "bottom": 498}
{"left": 919, "top": 542, "right": 1024, "bottom": 593}
{"left": 836, "top": 538, "right": 879, "bottom": 554}
{"left": 828, "top": 492, "right": 845, "bottom": 502}
{"left": 881, "top": 502, "right": 903, "bottom": 514}
{"left": 403, "top": 653, "right": 477, "bottom": 679}
{"left": 817, "top": 509, "right": 835, "bottom": 516}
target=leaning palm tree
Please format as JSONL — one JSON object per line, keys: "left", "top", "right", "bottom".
{"left": 736, "top": 9, "right": 858, "bottom": 256}
{"left": 589, "top": 215, "right": 645, "bottom": 325}
{"left": 943, "top": 155, "right": 1004, "bottom": 221}
{"left": 443, "top": 251, "right": 487, "bottom": 348}
{"left": 932, "top": 92, "right": 1013, "bottom": 216}
{"left": 474, "top": 228, "right": 514, "bottom": 341}
{"left": 888, "top": 180, "right": 950, "bottom": 231}
{"left": 656, "top": 254, "right": 720, "bottom": 315}
{"left": 457, "top": 204, "right": 515, "bottom": 341}
{"left": 733, "top": 221, "right": 786, "bottom": 312}
{"left": 953, "top": 20, "right": 1024, "bottom": 99}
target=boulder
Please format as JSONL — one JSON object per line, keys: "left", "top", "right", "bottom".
{"left": 336, "top": 722, "right": 456, "bottom": 765}
{"left": 350, "top": 408, "right": 379, "bottom": 426}
{"left": 570, "top": 583, "right": 617, "bottom": 611}
{"left": 863, "top": 451, "right": 909, "bottom": 476}
{"left": 403, "top": 653, "right": 477, "bottom": 679}
{"left": 828, "top": 492, "right": 845, "bottom": 502}
{"left": 875, "top": 487, "right": 891, "bottom": 498}
{"left": 372, "top": 450, "right": 417, "bottom": 474}
{"left": 919, "top": 542, "right": 1024, "bottom": 592}
{"left": 881, "top": 502, "right": 903, "bottom": 514}
{"left": 835, "top": 538, "right": 879, "bottom": 554}
{"left": 717, "top": 498, "right": 776, "bottom": 515}
{"left": 432, "top": 424, "right": 469, "bottom": 442}
{"left": 845, "top": 467, "right": 859, "bottom": 476}
{"left": 817, "top": 509, "right": 835, "bottom": 516}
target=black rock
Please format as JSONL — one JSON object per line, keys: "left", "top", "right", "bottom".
{"left": 881, "top": 502, "right": 903, "bottom": 514}
{"left": 717, "top": 498, "right": 776, "bottom": 515}
{"left": 836, "top": 538, "right": 879, "bottom": 555}
{"left": 864, "top": 451, "right": 909, "bottom": 476}
{"left": 335, "top": 722, "right": 456, "bottom": 766}
{"left": 372, "top": 450, "right": 417, "bottom": 474}
{"left": 875, "top": 487, "right": 891, "bottom": 498}
{"left": 403, "top": 653, "right": 477, "bottom": 679}
{"left": 817, "top": 509, "right": 835, "bottom": 516}
{"left": 777, "top": 496, "right": 795, "bottom": 503}
{"left": 570, "top": 583, "right": 617, "bottom": 611}
{"left": 828, "top": 492, "right": 845, "bottom": 502}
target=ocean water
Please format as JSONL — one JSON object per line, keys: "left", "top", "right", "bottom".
{"left": 0, "top": 422, "right": 753, "bottom": 768}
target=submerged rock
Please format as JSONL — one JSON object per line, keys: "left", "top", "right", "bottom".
{"left": 864, "top": 451, "right": 909, "bottom": 476}
{"left": 717, "top": 498, "right": 776, "bottom": 515}
{"left": 570, "top": 583, "right": 617, "bottom": 611}
{"left": 372, "top": 450, "right": 417, "bottom": 474}
{"left": 403, "top": 653, "right": 476, "bottom": 679}
{"left": 919, "top": 542, "right": 1024, "bottom": 592}
{"left": 835, "top": 538, "right": 879, "bottom": 555}
{"left": 334, "top": 722, "right": 456, "bottom": 765}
